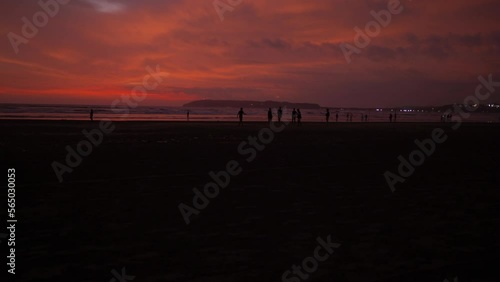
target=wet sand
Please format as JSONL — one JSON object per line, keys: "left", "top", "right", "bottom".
{"left": 1, "top": 120, "right": 499, "bottom": 281}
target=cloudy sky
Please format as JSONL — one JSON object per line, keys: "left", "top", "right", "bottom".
{"left": 0, "top": 0, "right": 499, "bottom": 107}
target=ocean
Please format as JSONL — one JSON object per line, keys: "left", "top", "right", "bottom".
{"left": 0, "top": 103, "right": 499, "bottom": 123}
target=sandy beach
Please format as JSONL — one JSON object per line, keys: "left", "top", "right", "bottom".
{"left": 1, "top": 120, "right": 499, "bottom": 282}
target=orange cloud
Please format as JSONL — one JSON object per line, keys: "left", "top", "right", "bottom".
{"left": 0, "top": 0, "right": 499, "bottom": 107}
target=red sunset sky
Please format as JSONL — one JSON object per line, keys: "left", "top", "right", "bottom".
{"left": 0, "top": 0, "right": 499, "bottom": 107}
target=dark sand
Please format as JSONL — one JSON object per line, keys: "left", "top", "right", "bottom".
{"left": 1, "top": 120, "right": 499, "bottom": 282}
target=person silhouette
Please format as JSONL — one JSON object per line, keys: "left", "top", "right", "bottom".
{"left": 325, "top": 108, "right": 330, "bottom": 123}
{"left": 292, "top": 108, "right": 297, "bottom": 124}
{"left": 237, "top": 108, "right": 246, "bottom": 125}
{"left": 336, "top": 112, "right": 339, "bottom": 122}
{"left": 90, "top": 109, "right": 94, "bottom": 122}
{"left": 277, "top": 107, "right": 283, "bottom": 122}
{"left": 267, "top": 108, "right": 273, "bottom": 124}
{"left": 349, "top": 113, "right": 353, "bottom": 122}
{"left": 389, "top": 113, "right": 393, "bottom": 123}
{"left": 365, "top": 114, "right": 368, "bottom": 122}
{"left": 297, "top": 109, "right": 302, "bottom": 126}
{"left": 394, "top": 112, "right": 397, "bottom": 122}
{"left": 187, "top": 110, "right": 190, "bottom": 121}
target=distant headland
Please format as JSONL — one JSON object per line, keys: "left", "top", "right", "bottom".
{"left": 183, "top": 100, "right": 321, "bottom": 109}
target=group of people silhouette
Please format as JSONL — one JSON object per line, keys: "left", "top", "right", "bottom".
{"left": 238, "top": 107, "right": 305, "bottom": 125}
{"left": 291, "top": 108, "right": 302, "bottom": 125}
{"left": 88, "top": 108, "right": 402, "bottom": 124}
{"left": 238, "top": 107, "right": 371, "bottom": 125}
{"left": 441, "top": 113, "right": 453, "bottom": 122}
